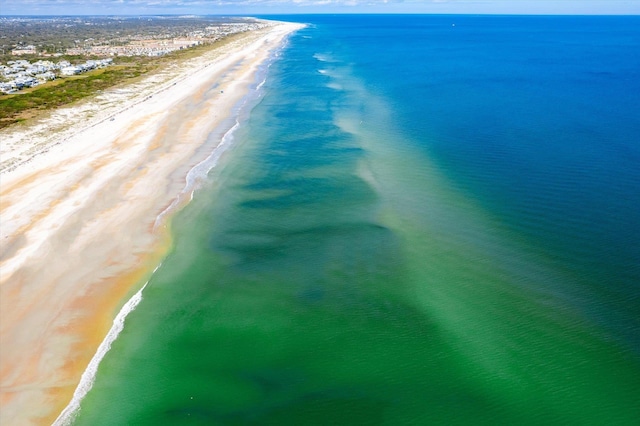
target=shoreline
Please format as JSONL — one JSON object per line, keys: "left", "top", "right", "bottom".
{"left": 0, "top": 20, "right": 304, "bottom": 425}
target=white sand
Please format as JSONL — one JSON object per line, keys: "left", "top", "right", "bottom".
{"left": 0, "top": 21, "right": 304, "bottom": 425}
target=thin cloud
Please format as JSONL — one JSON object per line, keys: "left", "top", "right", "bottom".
{"left": 1, "top": 0, "right": 638, "bottom": 15}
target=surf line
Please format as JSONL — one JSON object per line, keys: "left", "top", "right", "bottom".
{"left": 53, "top": 26, "right": 303, "bottom": 425}
{"left": 52, "top": 260, "right": 162, "bottom": 425}
{"left": 153, "top": 37, "right": 281, "bottom": 232}
{"left": 52, "top": 115, "right": 244, "bottom": 425}
{"left": 55, "top": 92, "right": 249, "bottom": 425}
{"left": 51, "top": 106, "right": 247, "bottom": 425}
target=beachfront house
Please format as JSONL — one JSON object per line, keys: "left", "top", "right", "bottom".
{"left": 0, "top": 58, "right": 113, "bottom": 94}
{"left": 35, "top": 71, "right": 56, "bottom": 81}
{"left": 60, "top": 66, "right": 82, "bottom": 76}
{"left": 13, "top": 76, "right": 39, "bottom": 89}
{"left": 0, "top": 82, "right": 15, "bottom": 93}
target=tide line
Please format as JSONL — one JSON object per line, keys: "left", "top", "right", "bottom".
{"left": 51, "top": 263, "right": 161, "bottom": 426}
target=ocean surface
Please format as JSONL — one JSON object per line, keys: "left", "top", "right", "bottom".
{"left": 70, "top": 15, "right": 640, "bottom": 425}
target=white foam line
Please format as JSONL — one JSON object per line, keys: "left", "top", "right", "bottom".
{"left": 53, "top": 27, "right": 303, "bottom": 425}
{"left": 153, "top": 116, "right": 241, "bottom": 231}
{"left": 54, "top": 112, "right": 243, "bottom": 424}
{"left": 153, "top": 44, "right": 276, "bottom": 231}
{"left": 52, "top": 263, "right": 160, "bottom": 426}
{"left": 57, "top": 94, "right": 245, "bottom": 424}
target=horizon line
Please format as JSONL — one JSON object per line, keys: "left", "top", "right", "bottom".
{"left": 2, "top": 12, "right": 640, "bottom": 17}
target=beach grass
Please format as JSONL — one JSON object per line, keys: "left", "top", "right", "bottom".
{"left": 0, "top": 31, "right": 255, "bottom": 129}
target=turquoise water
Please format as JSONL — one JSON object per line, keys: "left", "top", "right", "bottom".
{"left": 72, "top": 15, "right": 640, "bottom": 424}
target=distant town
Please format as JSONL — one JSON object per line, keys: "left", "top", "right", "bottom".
{"left": 0, "top": 16, "right": 268, "bottom": 94}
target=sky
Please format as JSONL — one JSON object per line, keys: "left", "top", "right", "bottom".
{"left": 0, "top": 0, "right": 639, "bottom": 16}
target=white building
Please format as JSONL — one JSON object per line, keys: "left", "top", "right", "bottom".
{"left": 60, "top": 66, "right": 82, "bottom": 76}
{"left": 36, "top": 71, "right": 56, "bottom": 81}
{"left": 13, "top": 76, "right": 38, "bottom": 89}
{"left": 11, "top": 45, "right": 36, "bottom": 55}
{"left": 0, "top": 82, "right": 15, "bottom": 93}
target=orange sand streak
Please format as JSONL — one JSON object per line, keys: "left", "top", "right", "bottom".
{"left": 49, "top": 229, "right": 173, "bottom": 423}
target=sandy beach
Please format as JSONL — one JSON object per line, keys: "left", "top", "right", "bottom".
{"left": 0, "top": 21, "right": 303, "bottom": 425}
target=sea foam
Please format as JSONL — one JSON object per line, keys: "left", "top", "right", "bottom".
{"left": 153, "top": 45, "right": 276, "bottom": 231}
{"left": 53, "top": 28, "right": 299, "bottom": 425}
{"left": 153, "top": 118, "right": 241, "bottom": 231}
{"left": 52, "top": 274, "right": 155, "bottom": 426}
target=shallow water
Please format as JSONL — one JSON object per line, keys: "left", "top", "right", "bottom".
{"left": 72, "top": 15, "right": 640, "bottom": 425}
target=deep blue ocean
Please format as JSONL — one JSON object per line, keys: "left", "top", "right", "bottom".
{"left": 71, "top": 15, "right": 640, "bottom": 425}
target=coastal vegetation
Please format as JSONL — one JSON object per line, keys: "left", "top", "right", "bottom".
{"left": 0, "top": 66, "right": 145, "bottom": 128}
{"left": 0, "top": 18, "right": 264, "bottom": 129}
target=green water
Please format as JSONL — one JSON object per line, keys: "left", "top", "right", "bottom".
{"left": 74, "top": 81, "right": 639, "bottom": 426}
{"left": 72, "top": 16, "right": 640, "bottom": 425}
